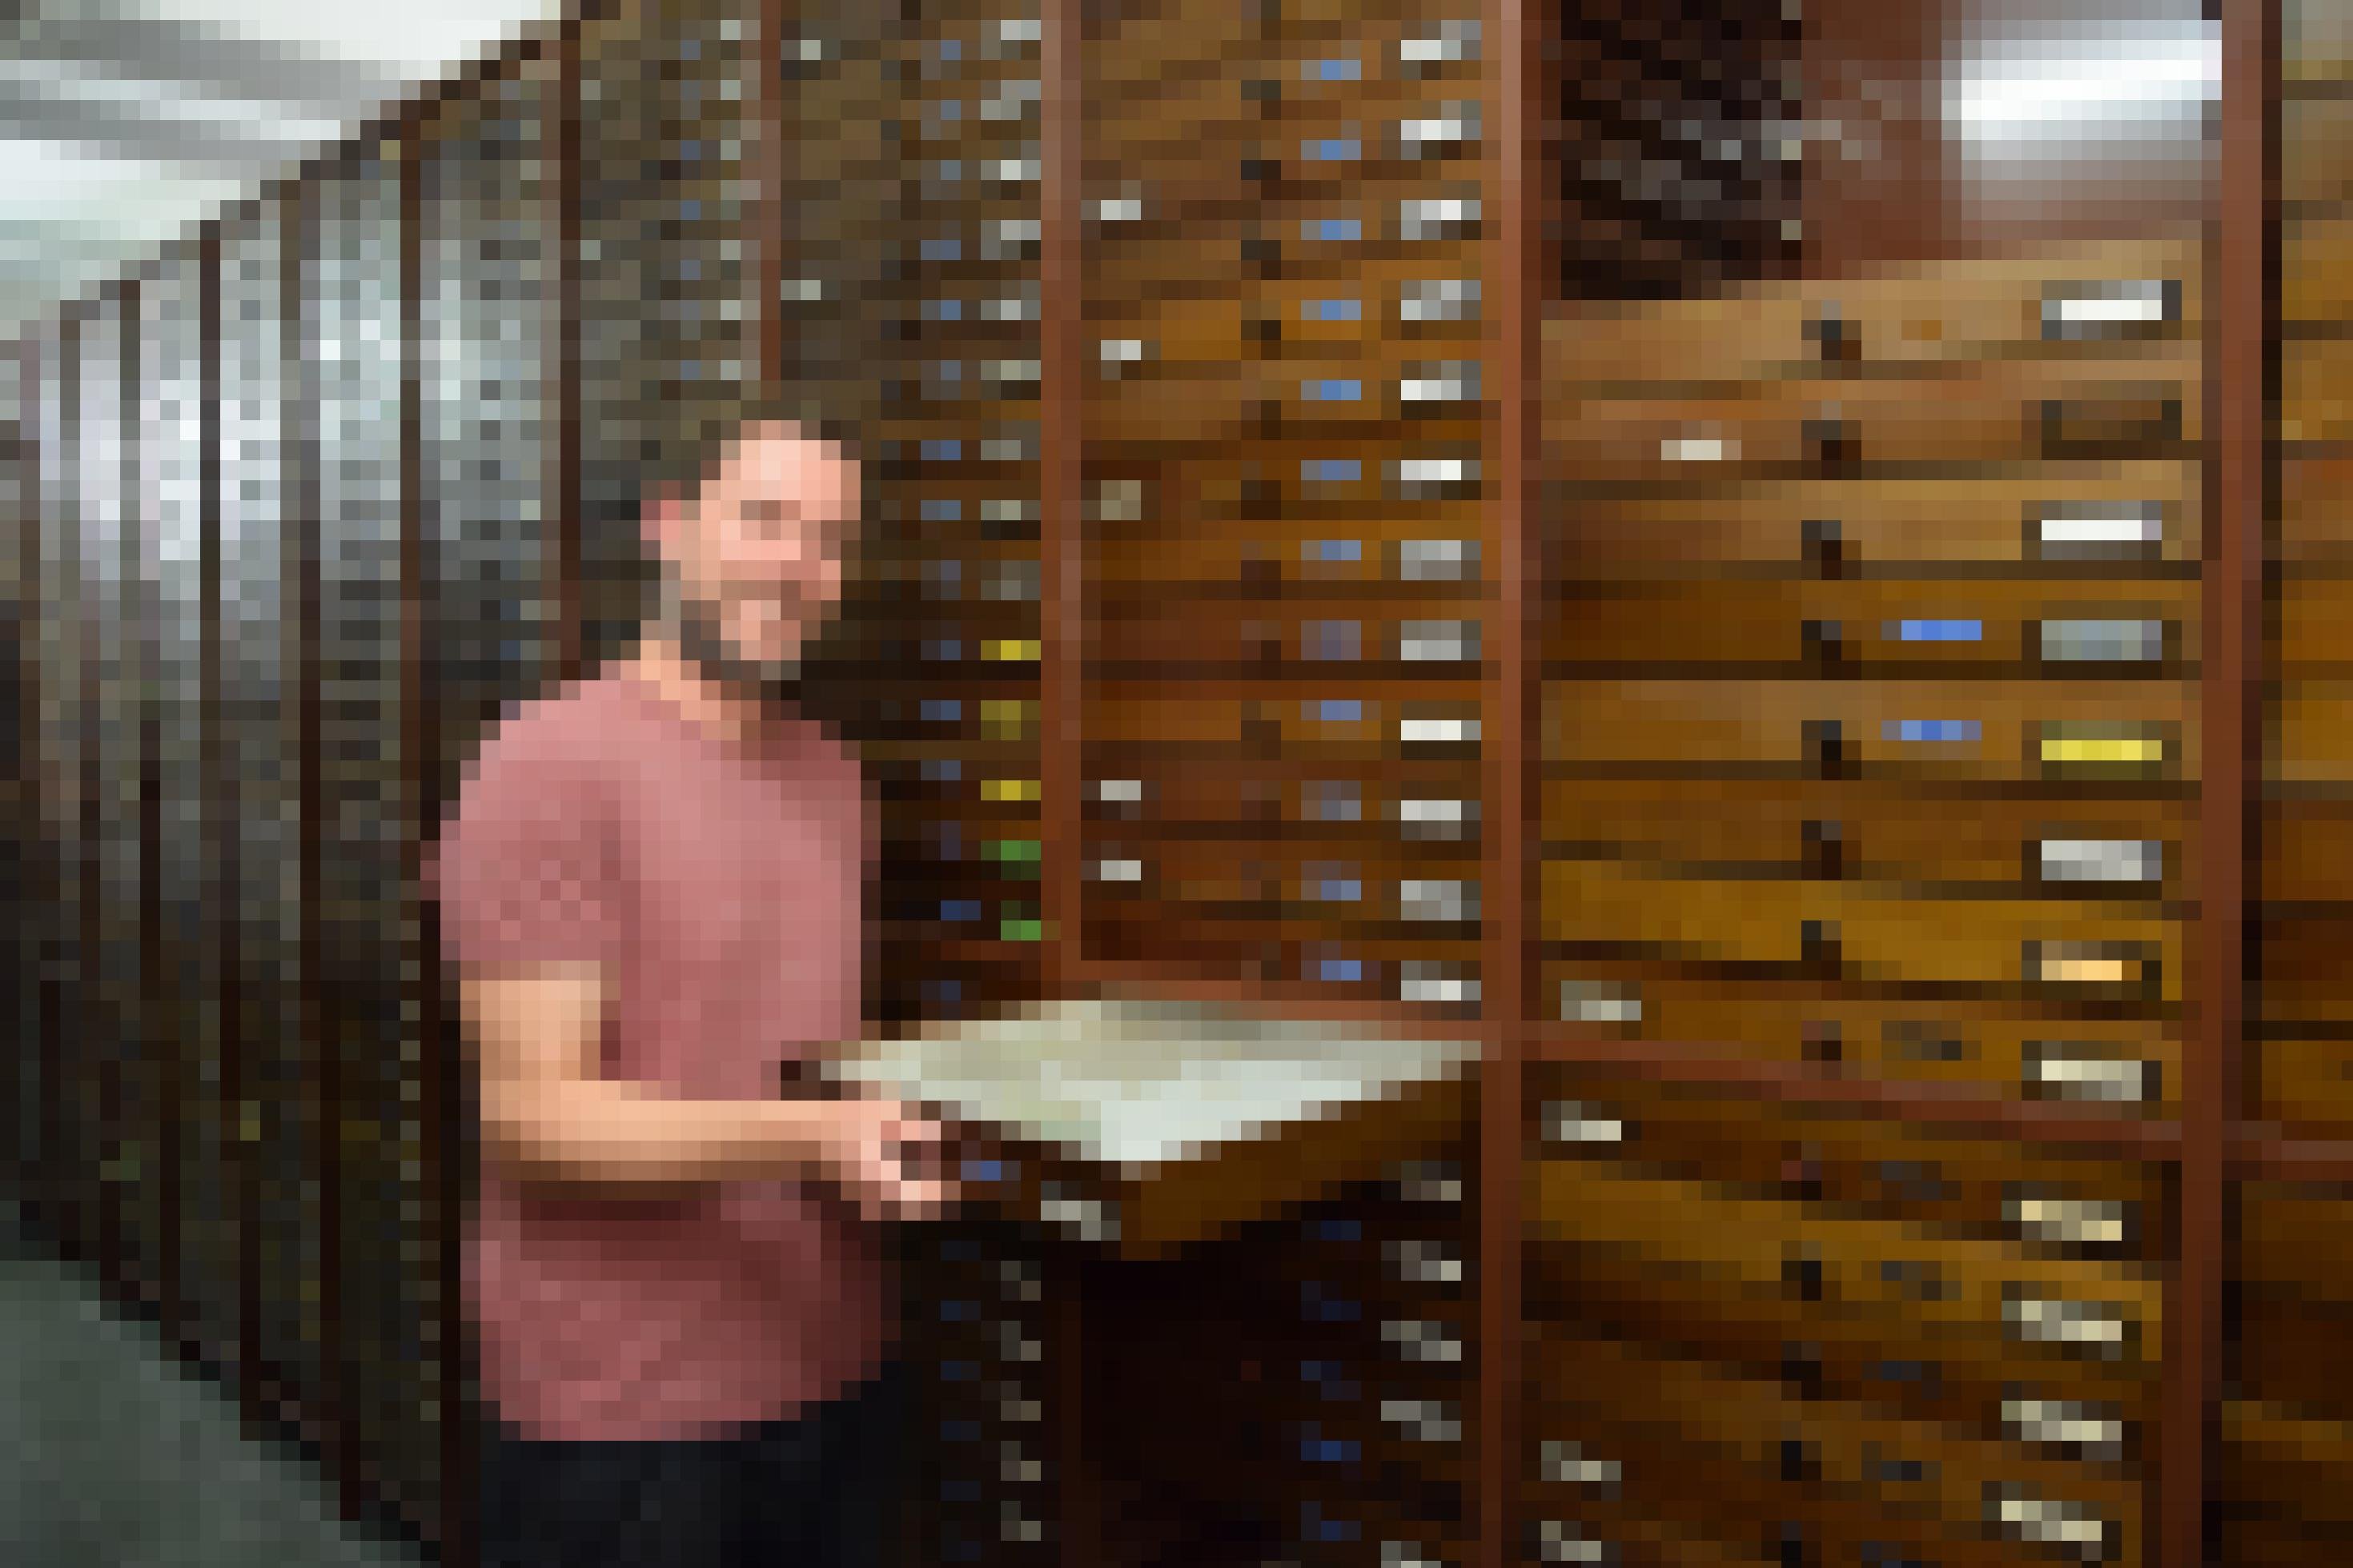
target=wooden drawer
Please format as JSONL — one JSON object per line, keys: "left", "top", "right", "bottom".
{"left": 2281, "top": 457, "right": 2353, "bottom": 566}
{"left": 1538, "top": 968, "right": 2179, "bottom": 1116}
{"left": 2269, "top": 680, "right": 2353, "bottom": 782}
{"left": 1526, "top": 1337, "right": 2142, "bottom": 1566}
{"left": 2239, "top": 1290, "right": 2353, "bottom": 1426}
{"left": 1256, "top": 270, "right": 1488, "bottom": 350}
{"left": 2218, "top": 1510, "right": 2353, "bottom": 1568}
{"left": 2270, "top": 575, "right": 2353, "bottom": 668}
{"left": 1082, "top": 754, "right": 1484, "bottom": 832}
{"left": 2283, "top": 339, "right": 2353, "bottom": 444}
{"left": 1078, "top": 443, "right": 1488, "bottom": 517}
{"left": 1530, "top": 1250, "right": 2150, "bottom": 1454}
{"left": 1527, "top": 1071, "right": 2165, "bottom": 1256}
{"left": 2224, "top": 1402, "right": 2353, "bottom": 1532}
{"left": 1547, "top": 371, "right": 2198, "bottom": 483}
{"left": 1083, "top": 844, "right": 1488, "bottom": 920}
{"left": 1544, "top": 576, "right": 2197, "bottom": 673}
{"left": 1539, "top": 862, "right": 2180, "bottom": 1003}
{"left": 1520, "top": 1509, "right": 1799, "bottom": 1568}
{"left": 1524, "top": 1449, "right": 2124, "bottom": 1568}
{"left": 1545, "top": 237, "right": 2198, "bottom": 386}
{"left": 1093, "top": 593, "right": 1486, "bottom": 671}
{"left": 1542, "top": 467, "right": 2200, "bottom": 573}
{"left": 1281, "top": 1489, "right": 1471, "bottom": 1568}
{"left": 2284, "top": 95, "right": 2353, "bottom": 208}
{"left": 2252, "top": 1037, "right": 2353, "bottom": 1140}
{"left": 1527, "top": 1161, "right": 2164, "bottom": 1379}
{"left": 1538, "top": 777, "right": 2195, "bottom": 900}
{"left": 2241, "top": 1181, "right": 2353, "bottom": 1300}
{"left": 1089, "top": 518, "right": 1488, "bottom": 591}
{"left": 1086, "top": 688, "right": 1484, "bottom": 753}
{"left": 1542, "top": 680, "right": 2196, "bottom": 784}
{"left": 2250, "top": 910, "right": 2353, "bottom": 1029}
{"left": 2283, "top": 214, "right": 2353, "bottom": 326}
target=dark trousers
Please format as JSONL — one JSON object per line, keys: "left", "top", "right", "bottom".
{"left": 477, "top": 1360, "right": 910, "bottom": 1568}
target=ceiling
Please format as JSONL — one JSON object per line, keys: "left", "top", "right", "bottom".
{"left": 0, "top": 0, "right": 568, "bottom": 348}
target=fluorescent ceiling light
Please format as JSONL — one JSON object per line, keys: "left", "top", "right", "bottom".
{"left": 1945, "top": 22, "right": 2218, "bottom": 146}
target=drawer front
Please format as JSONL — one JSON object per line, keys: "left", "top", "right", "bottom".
{"left": 2253, "top": 1037, "right": 2353, "bottom": 1139}
{"left": 1539, "top": 777, "right": 2196, "bottom": 899}
{"left": 1540, "top": 864, "right": 2182, "bottom": 1003}
{"left": 1544, "top": 680, "right": 2196, "bottom": 784}
{"left": 1543, "top": 470, "right": 2200, "bottom": 572}
{"left": 1544, "top": 577, "right": 2197, "bottom": 672}
{"left": 1526, "top": 1337, "right": 2141, "bottom": 1566}
{"left": 1526, "top": 1161, "right": 2164, "bottom": 1378}
{"left": 1545, "top": 239, "right": 2197, "bottom": 386}
{"left": 1548, "top": 369, "right": 2198, "bottom": 482}
{"left": 2224, "top": 1402, "right": 2353, "bottom": 1535}
{"left": 1540, "top": 971, "right": 2179, "bottom": 1115}
{"left": 1528, "top": 1073, "right": 2164, "bottom": 1254}
{"left": 1530, "top": 1254, "right": 2149, "bottom": 1451}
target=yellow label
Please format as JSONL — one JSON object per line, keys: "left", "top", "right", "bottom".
{"left": 983, "top": 639, "right": 1042, "bottom": 662}
{"left": 983, "top": 778, "right": 1042, "bottom": 803}
{"left": 2037, "top": 956, "right": 2132, "bottom": 985}
{"left": 2042, "top": 738, "right": 2163, "bottom": 764}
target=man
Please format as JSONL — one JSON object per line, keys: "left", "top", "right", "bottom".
{"left": 426, "top": 415, "right": 957, "bottom": 1568}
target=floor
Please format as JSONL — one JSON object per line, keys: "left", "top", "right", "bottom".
{"left": 0, "top": 1199, "right": 424, "bottom": 1568}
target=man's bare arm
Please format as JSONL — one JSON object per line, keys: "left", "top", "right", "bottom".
{"left": 463, "top": 961, "right": 842, "bottom": 1189}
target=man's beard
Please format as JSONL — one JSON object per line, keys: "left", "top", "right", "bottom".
{"left": 669, "top": 593, "right": 809, "bottom": 712}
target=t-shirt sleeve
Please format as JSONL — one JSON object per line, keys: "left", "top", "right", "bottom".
{"left": 426, "top": 737, "right": 628, "bottom": 972}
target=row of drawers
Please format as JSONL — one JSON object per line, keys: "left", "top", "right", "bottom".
{"left": 1078, "top": 682, "right": 2196, "bottom": 782}
{"left": 1090, "top": 583, "right": 2216, "bottom": 672}
{"left": 1071, "top": 677, "right": 2353, "bottom": 782}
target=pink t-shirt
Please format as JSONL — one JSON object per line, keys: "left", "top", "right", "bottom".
{"left": 424, "top": 664, "right": 893, "bottom": 1440}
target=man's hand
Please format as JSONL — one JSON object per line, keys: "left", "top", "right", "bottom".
{"left": 821, "top": 1093, "right": 962, "bottom": 1223}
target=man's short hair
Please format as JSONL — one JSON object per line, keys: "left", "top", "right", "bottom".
{"left": 644, "top": 395, "right": 861, "bottom": 513}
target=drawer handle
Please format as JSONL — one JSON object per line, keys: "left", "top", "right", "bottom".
{"left": 1986, "top": 1485, "right": 2111, "bottom": 1557}
{"left": 1039, "top": 1193, "right": 1118, "bottom": 1244}
{"left": 1540, "top": 1440, "right": 1622, "bottom": 1487}
{"left": 1535, "top": 1521, "right": 1615, "bottom": 1564}
{"left": 1381, "top": 1398, "right": 1462, "bottom": 1442}
{"left": 1543, "top": 1101, "right": 1626, "bottom": 1145}
{"left": 2023, "top": 1047, "right": 2156, "bottom": 1105}
{"left": 2005, "top": 1194, "right": 2136, "bottom": 1249}
{"left": 2042, "top": 278, "right": 2178, "bottom": 339}
{"left": 2004, "top": 1292, "right": 2134, "bottom": 1359}
{"left": 2002, "top": 1398, "right": 2126, "bottom": 1457}
{"left": 1383, "top": 1318, "right": 1465, "bottom": 1364}
{"left": 2037, "top": 838, "right": 2162, "bottom": 884}
{"left": 1386, "top": 1239, "right": 1464, "bottom": 1284}
{"left": 2034, "top": 502, "right": 2165, "bottom": 557}
{"left": 1398, "top": 22, "right": 1481, "bottom": 66}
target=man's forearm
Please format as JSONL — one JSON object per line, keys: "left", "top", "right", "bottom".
{"left": 488, "top": 1081, "right": 841, "bottom": 1189}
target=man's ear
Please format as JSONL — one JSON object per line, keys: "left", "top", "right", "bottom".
{"left": 640, "top": 487, "right": 679, "bottom": 555}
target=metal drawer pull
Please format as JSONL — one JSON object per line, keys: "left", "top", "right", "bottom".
{"left": 2024, "top": 1047, "right": 2156, "bottom": 1104}
{"left": 1541, "top": 1440, "right": 1623, "bottom": 1487}
{"left": 1536, "top": 1522, "right": 1615, "bottom": 1564}
{"left": 2003, "top": 1398, "right": 2126, "bottom": 1458}
{"left": 2038, "top": 838, "right": 2162, "bottom": 883}
{"left": 1544, "top": 1101, "right": 1627, "bottom": 1145}
{"left": 2005, "top": 1193, "right": 2134, "bottom": 1248}
{"left": 1386, "top": 1239, "right": 1464, "bottom": 1284}
{"left": 1383, "top": 1318, "right": 1465, "bottom": 1363}
{"left": 1986, "top": 1485, "right": 2110, "bottom": 1555}
{"left": 2005, "top": 1293, "right": 2133, "bottom": 1359}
